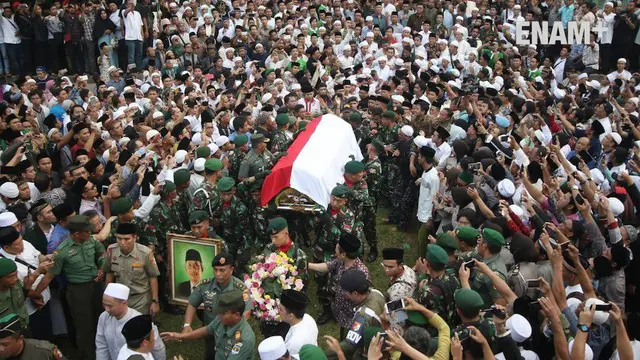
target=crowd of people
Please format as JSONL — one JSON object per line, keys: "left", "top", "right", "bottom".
{"left": 1, "top": 0, "right": 640, "bottom": 359}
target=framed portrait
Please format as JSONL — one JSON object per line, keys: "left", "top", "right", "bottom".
{"left": 168, "top": 233, "right": 224, "bottom": 305}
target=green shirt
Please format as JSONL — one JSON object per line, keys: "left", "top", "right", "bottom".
{"left": 206, "top": 317, "right": 255, "bottom": 360}
{"left": 0, "top": 281, "right": 29, "bottom": 326}
{"left": 51, "top": 237, "right": 106, "bottom": 284}
{"left": 188, "top": 276, "right": 252, "bottom": 325}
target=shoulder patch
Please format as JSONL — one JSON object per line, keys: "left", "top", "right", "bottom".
{"left": 235, "top": 330, "right": 242, "bottom": 341}
{"left": 231, "top": 342, "right": 243, "bottom": 354}
{"left": 107, "top": 243, "right": 118, "bottom": 249}
{"left": 197, "top": 278, "right": 212, "bottom": 288}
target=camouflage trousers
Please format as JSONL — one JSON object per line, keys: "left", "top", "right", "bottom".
{"left": 230, "top": 244, "right": 252, "bottom": 278}
{"left": 388, "top": 178, "right": 418, "bottom": 231}
{"left": 381, "top": 162, "right": 400, "bottom": 205}
{"left": 314, "top": 247, "right": 335, "bottom": 306}
{"left": 286, "top": 213, "right": 313, "bottom": 247}
{"left": 363, "top": 206, "right": 377, "bottom": 249}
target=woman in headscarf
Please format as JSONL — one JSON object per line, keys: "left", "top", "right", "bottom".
{"left": 93, "top": 9, "right": 117, "bottom": 65}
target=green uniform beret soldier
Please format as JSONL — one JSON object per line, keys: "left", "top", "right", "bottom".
{"left": 382, "top": 111, "right": 396, "bottom": 119}
{"left": 173, "top": 169, "right": 191, "bottom": 186}
{"left": 436, "top": 233, "right": 459, "bottom": 251}
{"left": 189, "top": 210, "right": 208, "bottom": 225}
{"left": 426, "top": 244, "right": 449, "bottom": 266}
{"left": 234, "top": 134, "right": 249, "bottom": 146}
{"left": 456, "top": 226, "right": 480, "bottom": 246}
{"left": 276, "top": 114, "right": 290, "bottom": 126}
{"left": 205, "top": 158, "right": 223, "bottom": 172}
{"left": 331, "top": 184, "right": 352, "bottom": 199}
{"left": 196, "top": 146, "right": 211, "bottom": 159}
{"left": 458, "top": 171, "right": 474, "bottom": 184}
{"left": 0, "top": 258, "right": 17, "bottom": 277}
{"left": 217, "top": 177, "right": 236, "bottom": 192}
{"left": 162, "top": 181, "right": 176, "bottom": 195}
{"left": 113, "top": 198, "right": 134, "bottom": 216}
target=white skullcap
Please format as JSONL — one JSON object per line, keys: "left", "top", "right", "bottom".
{"left": 119, "top": 137, "right": 131, "bottom": 147}
{"left": 450, "top": 40, "right": 459, "bottom": 47}
{"left": 191, "top": 133, "right": 202, "bottom": 146}
{"left": 153, "top": 111, "right": 164, "bottom": 119}
{"left": 140, "top": 83, "right": 151, "bottom": 94}
{"left": 400, "top": 125, "right": 414, "bottom": 137}
{"left": 395, "top": 58, "right": 404, "bottom": 66}
{"left": 258, "top": 336, "right": 287, "bottom": 360}
{"left": 102, "top": 149, "right": 111, "bottom": 161}
{"left": 498, "top": 179, "right": 516, "bottom": 198}
{"left": 104, "top": 283, "right": 130, "bottom": 300}
{"left": 401, "top": 37, "right": 412, "bottom": 44}
{"left": 402, "top": 26, "right": 411, "bottom": 32}
{"left": 291, "top": 84, "right": 301, "bottom": 90}
{"left": 456, "top": 15, "right": 464, "bottom": 20}
{"left": 391, "top": 95, "right": 405, "bottom": 103}
{"left": 514, "top": 4, "right": 521, "bottom": 9}
{"left": 262, "top": 93, "right": 273, "bottom": 103}
{"left": 0, "top": 183, "right": 19, "bottom": 199}
{"left": 61, "top": 100, "right": 74, "bottom": 111}
{"left": 47, "top": 128, "right": 60, "bottom": 138}
{"left": 175, "top": 150, "right": 188, "bottom": 164}
{"left": 567, "top": 297, "right": 582, "bottom": 313}
{"left": 506, "top": 314, "right": 531, "bottom": 343}
{"left": 509, "top": 204, "right": 525, "bottom": 219}
{"left": 77, "top": 75, "right": 88, "bottom": 82}
{"left": 608, "top": 197, "right": 624, "bottom": 217}
{"left": 584, "top": 298, "right": 610, "bottom": 325}
{"left": 590, "top": 168, "right": 605, "bottom": 184}
{"left": 553, "top": 88, "right": 566, "bottom": 100}
{"left": 618, "top": 58, "right": 627, "bottom": 64}
{"left": 366, "top": 16, "right": 373, "bottom": 21}
{"left": 578, "top": 73, "right": 588, "bottom": 80}
{"left": 366, "top": 32, "right": 374, "bottom": 38}
{"left": 430, "top": 65, "right": 440, "bottom": 73}
{"left": 599, "top": 132, "right": 622, "bottom": 145}
{"left": 134, "top": 79, "right": 143, "bottom": 87}
{"left": 113, "top": 110, "right": 125, "bottom": 120}
{"left": 587, "top": 79, "right": 601, "bottom": 90}
{"left": 146, "top": 130, "right": 160, "bottom": 142}
{"left": 0, "top": 212, "right": 18, "bottom": 227}
{"left": 630, "top": 97, "right": 639, "bottom": 108}
{"left": 214, "top": 136, "right": 230, "bottom": 147}
{"left": 208, "top": 143, "right": 219, "bottom": 154}
{"left": 194, "top": 158, "right": 206, "bottom": 172}
{"left": 413, "top": 135, "right": 428, "bottom": 147}
{"left": 568, "top": 339, "right": 594, "bottom": 360}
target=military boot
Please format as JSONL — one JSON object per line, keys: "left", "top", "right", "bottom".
{"left": 317, "top": 305, "right": 333, "bottom": 325}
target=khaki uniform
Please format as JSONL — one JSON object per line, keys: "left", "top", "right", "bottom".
{"left": 102, "top": 243, "right": 161, "bottom": 314}
{"left": 206, "top": 317, "right": 256, "bottom": 360}
{"left": 51, "top": 237, "right": 105, "bottom": 360}
{"left": 12, "top": 338, "right": 64, "bottom": 359}
{"left": 0, "top": 281, "right": 28, "bottom": 326}
{"left": 471, "top": 254, "right": 507, "bottom": 308}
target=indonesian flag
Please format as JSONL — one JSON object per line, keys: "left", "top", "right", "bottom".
{"left": 261, "top": 114, "right": 364, "bottom": 209}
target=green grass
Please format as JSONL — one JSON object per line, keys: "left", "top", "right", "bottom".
{"left": 157, "top": 207, "right": 420, "bottom": 359}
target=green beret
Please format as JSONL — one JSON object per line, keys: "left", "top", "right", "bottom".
{"left": 344, "top": 160, "right": 365, "bottom": 174}
{"left": 189, "top": 210, "right": 208, "bottom": 225}
{"left": 382, "top": 110, "right": 396, "bottom": 119}
{"left": 331, "top": 184, "right": 352, "bottom": 199}
{"left": 371, "top": 139, "right": 385, "bottom": 154}
{"left": 288, "top": 115, "right": 296, "bottom": 126}
{"left": 173, "top": 168, "right": 191, "bottom": 186}
{"left": 458, "top": 171, "right": 474, "bottom": 184}
{"left": 113, "top": 198, "right": 133, "bottom": 215}
{"left": 298, "top": 344, "right": 327, "bottom": 360}
{"left": 217, "top": 177, "right": 236, "bottom": 192}
{"left": 426, "top": 244, "right": 449, "bottom": 265}
{"left": 0, "top": 314, "right": 22, "bottom": 339}
{"left": 196, "top": 146, "right": 211, "bottom": 159}
{"left": 233, "top": 134, "right": 248, "bottom": 146}
{"left": 483, "top": 228, "right": 505, "bottom": 247}
{"left": 456, "top": 226, "right": 480, "bottom": 245}
{"left": 454, "top": 288, "right": 484, "bottom": 311}
{"left": 363, "top": 326, "right": 383, "bottom": 350}
{"left": 298, "top": 121, "right": 309, "bottom": 131}
{"left": 406, "top": 310, "right": 428, "bottom": 326}
{"left": 0, "top": 258, "right": 17, "bottom": 277}
{"left": 249, "top": 179, "right": 263, "bottom": 192}
{"left": 163, "top": 181, "right": 177, "bottom": 194}
{"left": 204, "top": 158, "right": 223, "bottom": 172}
{"left": 276, "top": 113, "right": 290, "bottom": 126}
{"left": 268, "top": 217, "right": 288, "bottom": 234}
{"left": 436, "top": 233, "right": 459, "bottom": 251}
{"left": 349, "top": 111, "right": 362, "bottom": 123}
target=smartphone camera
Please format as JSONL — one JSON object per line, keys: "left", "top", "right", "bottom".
{"left": 594, "top": 303, "right": 612, "bottom": 312}
{"left": 385, "top": 299, "right": 405, "bottom": 314}
{"left": 526, "top": 279, "right": 540, "bottom": 288}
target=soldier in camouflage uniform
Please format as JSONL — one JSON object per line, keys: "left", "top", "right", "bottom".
{"left": 456, "top": 226, "right": 481, "bottom": 265}
{"left": 260, "top": 217, "right": 308, "bottom": 285}
{"left": 108, "top": 198, "right": 157, "bottom": 249}
{"left": 149, "top": 181, "right": 188, "bottom": 314}
{"left": 191, "top": 158, "right": 224, "bottom": 228}
{"left": 271, "top": 114, "right": 292, "bottom": 155}
{"left": 415, "top": 244, "right": 460, "bottom": 325}
{"left": 173, "top": 168, "right": 193, "bottom": 229}
{"left": 314, "top": 184, "right": 356, "bottom": 324}
{"left": 470, "top": 228, "right": 507, "bottom": 308}
{"left": 217, "top": 177, "right": 253, "bottom": 276}
{"left": 227, "top": 134, "right": 250, "bottom": 180}
{"left": 343, "top": 159, "right": 368, "bottom": 258}
{"left": 377, "top": 111, "right": 399, "bottom": 204}
{"left": 238, "top": 134, "right": 279, "bottom": 181}
{"left": 435, "top": 232, "right": 461, "bottom": 273}
{"left": 0, "top": 313, "right": 65, "bottom": 360}
{"left": 348, "top": 111, "right": 369, "bottom": 154}
{"left": 185, "top": 210, "right": 229, "bottom": 253}
{"left": 237, "top": 178, "right": 271, "bottom": 250}
{"left": 363, "top": 140, "right": 383, "bottom": 261}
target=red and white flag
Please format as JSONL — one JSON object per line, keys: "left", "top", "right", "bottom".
{"left": 261, "top": 114, "right": 364, "bottom": 209}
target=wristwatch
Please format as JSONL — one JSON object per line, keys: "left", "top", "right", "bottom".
{"left": 183, "top": 323, "right": 191, "bottom": 328}
{"left": 152, "top": 298, "right": 159, "bottom": 303}
{"left": 577, "top": 323, "right": 589, "bottom": 332}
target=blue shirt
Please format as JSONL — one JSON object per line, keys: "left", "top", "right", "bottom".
{"left": 47, "top": 224, "right": 70, "bottom": 254}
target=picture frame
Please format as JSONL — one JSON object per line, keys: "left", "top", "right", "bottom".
{"left": 167, "top": 233, "right": 224, "bottom": 306}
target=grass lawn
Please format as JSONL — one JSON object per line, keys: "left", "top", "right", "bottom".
{"left": 157, "top": 207, "right": 420, "bottom": 359}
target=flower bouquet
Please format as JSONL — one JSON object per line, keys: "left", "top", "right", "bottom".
{"left": 243, "top": 251, "right": 305, "bottom": 322}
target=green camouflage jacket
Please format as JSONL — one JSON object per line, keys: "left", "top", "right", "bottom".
{"left": 415, "top": 270, "right": 460, "bottom": 325}
{"left": 238, "top": 150, "right": 275, "bottom": 180}
{"left": 191, "top": 180, "right": 222, "bottom": 223}
{"left": 220, "top": 196, "right": 253, "bottom": 253}
{"left": 364, "top": 157, "right": 382, "bottom": 206}
{"left": 227, "top": 150, "right": 247, "bottom": 180}
{"left": 149, "top": 200, "right": 187, "bottom": 251}
{"left": 315, "top": 206, "right": 355, "bottom": 258}
{"left": 270, "top": 129, "right": 291, "bottom": 154}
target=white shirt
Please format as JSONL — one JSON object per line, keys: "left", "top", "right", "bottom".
{"left": 116, "top": 347, "right": 154, "bottom": 360}
{"left": 285, "top": 314, "right": 318, "bottom": 356}
{"left": 0, "top": 242, "right": 50, "bottom": 315}
{"left": 599, "top": 12, "right": 615, "bottom": 44}
{"left": 0, "top": 16, "right": 20, "bottom": 44}
{"left": 611, "top": 339, "right": 640, "bottom": 360}
{"left": 185, "top": 114, "right": 202, "bottom": 132}
{"left": 123, "top": 10, "right": 144, "bottom": 41}
{"left": 553, "top": 57, "right": 567, "bottom": 83}
{"left": 98, "top": 307, "right": 166, "bottom": 360}
{"left": 297, "top": 98, "right": 321, "bottom": 114}
{"left": 417, "top": 167, "right": 439, "bottom": 223}
{"left": 596, "top": 116, "right": 613, "bottom": 134}
{"left": 426, "top": 140, "right": 452, "bottom": 170}
{"left": 607, "top": 70, "right": 632, "bottom": 83}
